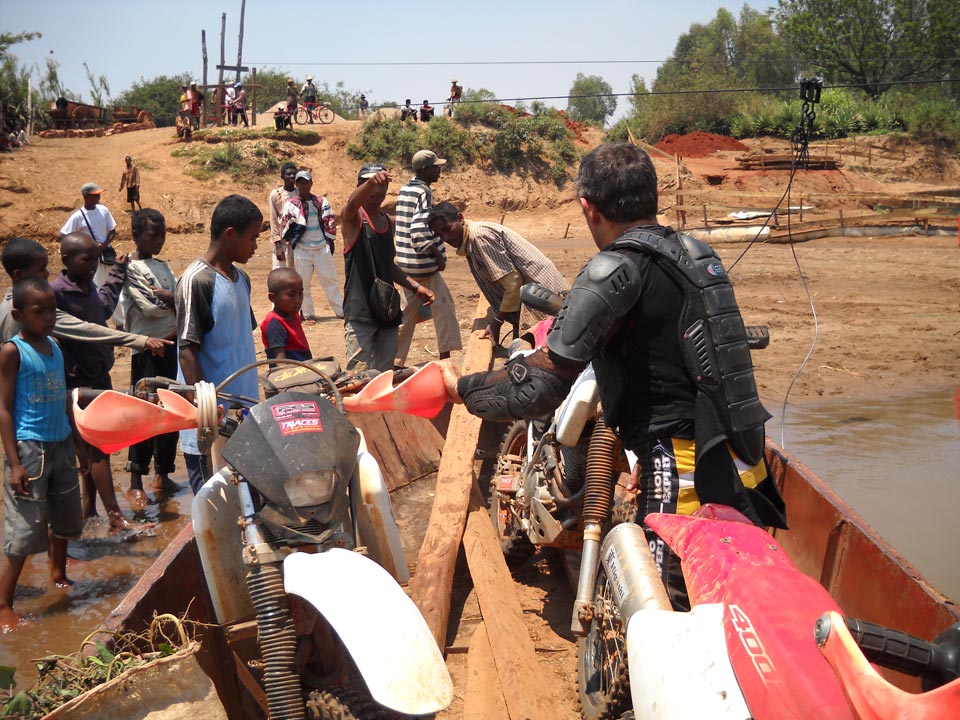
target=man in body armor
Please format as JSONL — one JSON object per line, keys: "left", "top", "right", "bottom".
{"left": 447, "top": 143, "right": 786, "bottom": 601}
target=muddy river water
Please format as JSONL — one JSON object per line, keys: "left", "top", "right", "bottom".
{"left": 2, "top": 387, "right": 958, "bottom": 692}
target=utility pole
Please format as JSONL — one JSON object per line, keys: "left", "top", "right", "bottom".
{"left": 236, "top": 0, "right": 246, "bottom": 85}
{"left": 218, "top": 13, "right": 226, "bottom": 126}
{"left": 201, "top": 30, "right": 208, "bottom": 125}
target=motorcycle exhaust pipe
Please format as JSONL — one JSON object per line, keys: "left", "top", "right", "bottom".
{"left": 599, "top": 523, "right": 671, "bottom": 626}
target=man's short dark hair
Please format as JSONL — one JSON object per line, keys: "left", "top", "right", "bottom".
{"left": 280, "top": 161, "right": 297, "bottom": 175}
{"left": 267, "top": 267, "right": 301, "bottom": 293}
{"left": 12, "top": 276, "right": 52, "bottom": 310}
{"left": 210, "top": 194, "right": 263, "bottom": 240}
{"left": 131, "top": 208, "right": 165, "bottom": 238}
{"left": 427, "top": 201, "right": 460, "bottom": 226}
{"left": 575, "top": 143, "right": 658, "bottom": 223}
{"left": 1, "top": 237, "right": 47, "bottom": 276}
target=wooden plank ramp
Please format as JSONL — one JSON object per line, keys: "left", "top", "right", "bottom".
{"left": 410, "top": 297, "right": 564, "bottom": 720}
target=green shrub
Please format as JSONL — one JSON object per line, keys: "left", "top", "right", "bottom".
{"left": 905, "top": 101, "right": 960, "bottom": 152}
{"left": 347, "top": 117, "right": 420, "bottom": 166}
{"left": 348, "top": 110, "right": 577, "bottom": 184}
{"left": 421, "top": 117, "right": 476, "bottom": 165}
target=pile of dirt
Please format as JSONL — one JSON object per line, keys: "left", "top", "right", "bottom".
{"left": 655, "top": 131, "right": 749, "bottom": 157}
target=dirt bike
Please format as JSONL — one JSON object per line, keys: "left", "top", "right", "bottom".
{"left": 488, "top": 283, "right": 769, "bottom": 570}
{"left": 73, "top": 360, "right": 453, "bottom": 720}
{"left": 577, "top": 506, "right": 960, "bottom": 719}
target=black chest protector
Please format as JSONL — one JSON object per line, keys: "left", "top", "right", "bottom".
{"left": 609, "top": 228, "right": 770, "bottom": 467}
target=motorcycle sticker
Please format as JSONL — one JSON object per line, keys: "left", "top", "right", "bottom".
{"left": 271, "top": 400, "right": 325, "bottom": 436}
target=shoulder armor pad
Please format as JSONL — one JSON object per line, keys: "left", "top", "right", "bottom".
{"left": 547, "top": 251, "right": 641, "bottom": 364}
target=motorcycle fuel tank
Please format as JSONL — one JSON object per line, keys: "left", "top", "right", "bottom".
{"left": 222, "top": 393, "right": 360, "bottom": 521}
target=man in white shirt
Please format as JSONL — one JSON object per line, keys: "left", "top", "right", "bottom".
{"left": 280, "top": 170, "right": 344, "bottom": 322}
{"left": 59, "top": 182, "right": 117, "bottom": 289}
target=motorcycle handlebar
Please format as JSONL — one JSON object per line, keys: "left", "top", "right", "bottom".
{"left": 837, "top": 616, "right": 960, "bottom": 690}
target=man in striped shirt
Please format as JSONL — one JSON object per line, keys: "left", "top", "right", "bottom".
{"left": 427, "top": 202, "right": 568, "bottom": 344}
{"left": 393, "top": 150, "right": 462, "bottom": 367}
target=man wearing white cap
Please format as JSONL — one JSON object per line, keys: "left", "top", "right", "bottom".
{"left": 393, "top": 149, "right": 462, "bottom": 367}
{"left": 280, "top": 170, "right": 343, "bottom": 322}
{"left": 59, "top": 182, "right": 117, "bottom": 289}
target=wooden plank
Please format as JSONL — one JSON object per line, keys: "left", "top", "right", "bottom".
{"left": 463, "top": 480, "right": 564, "bottom": 719}
{"left": 347, "top": 412, "right": 444, "bottom": 492}
{"left": 410, "top": 297, "right": 494, "bottom": 647}
{"left": 463, "top": 623, "right": 509, "bottom": 720}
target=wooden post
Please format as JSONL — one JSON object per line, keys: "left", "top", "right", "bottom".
{"left": 27, "top": 77, "right": 33, "bottom": 137}
{"left": 676, "top": 154, "right": 685, "bottom": 229}
{"left": 410, "top": 296, "right": 493, "bottom": 645}
{"left": 563, "top": 222, "right": 570, "bottom": 239}
{"left": 499, "top": 213, "right": 505, "bottom": 224}
{"left": 840, "top": 210, "right": 845, "bottom": 229}
{"left": 251, "top": 67, "right": 257, "bottom": 126}
{"left": 799, "top": 194, "right": 803, "bottom": 223}
{"left": 236, "top": 0, "right": 246, "bottom": 85}
{"left": 201, "top": 30, "right": 208, "bottom": 127}
{"left": 703, "top": 205, "right": 708, "bottom": 228}
{"left": 217, "top": 13, "right": 226, "bottom": 126}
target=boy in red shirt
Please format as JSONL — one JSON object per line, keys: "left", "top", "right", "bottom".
{"left": 260, "top": 268, "right": 311, "bottom": 366}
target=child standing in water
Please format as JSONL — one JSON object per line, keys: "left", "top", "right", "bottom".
{"left": 0, "top": 277, "right": 83, "bottom": 630}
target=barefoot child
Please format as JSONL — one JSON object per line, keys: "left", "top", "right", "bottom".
{"left": 120, "top": 209, "right": 181, "bottom": 508}
{"left": 52, "top": 233, "right": 150, "bottom": 530}
{"left": 0, "top": 278, "right": 84, "bottom": 629}
{"left": 260, "top": 267, "right": 311, "bottom": 367}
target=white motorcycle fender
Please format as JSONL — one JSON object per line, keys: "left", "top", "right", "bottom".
{"left": 626, "top": 604, "right": 751, "bottom": 719}
{"left": 353, "top": 431, "right": 410, "bottom": 583}
{"left": 193, "top": 470, "right": 253, "bottom": 625}
{"left": 554, "top": 363, "right": 599, "bottom": 447}
{"left": 284, "top": 550, "right": 453, "bottom": 715}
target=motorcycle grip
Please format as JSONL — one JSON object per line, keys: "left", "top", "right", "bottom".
{"left": 838, "top": 616, "right": 950, "bottom": 682}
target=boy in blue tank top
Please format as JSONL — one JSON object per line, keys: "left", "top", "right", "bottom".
{"left": 0, "top": 277, "right": 83, "bottom": 630}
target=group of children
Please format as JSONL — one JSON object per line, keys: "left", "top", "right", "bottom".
{"left": 0, "top": 194, "right": 307, "bottom": 630}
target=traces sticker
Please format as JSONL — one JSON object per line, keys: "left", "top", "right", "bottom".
{"left": 271, "top": 400, "right": 324, "bottom": 436}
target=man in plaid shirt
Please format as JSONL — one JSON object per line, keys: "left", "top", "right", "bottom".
{"left": 427, "top": 201, "right": 568, "bottom": 344}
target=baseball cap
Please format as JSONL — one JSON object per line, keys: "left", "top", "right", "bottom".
{"left": 295, "top": 170, "right": 313, "bottom": 182}
{"left": 412, "top": 150, "right": 447, "bottom": 172}
{"left": 80, "top": 182, "right": 102, "bottom": 196}
{"left": 357, "top": 163, "right": 386, "bottom": 183}
{"left": 234, "top": 82, "right": 243, "bottom": 88}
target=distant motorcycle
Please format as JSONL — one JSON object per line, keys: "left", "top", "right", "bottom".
{"left": 74, "top": 361, "right": 452, "bottom": 720}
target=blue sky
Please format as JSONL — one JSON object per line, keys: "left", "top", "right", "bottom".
{"left": 4, "top": 0, "right": 763, "bottom": 121}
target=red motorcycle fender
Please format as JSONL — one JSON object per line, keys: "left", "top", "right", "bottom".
{"left": 647, "top": 511, "right": 855, "bottom": 720}
{"left": 283, "top": 550, "right": 453, "bottom": 715}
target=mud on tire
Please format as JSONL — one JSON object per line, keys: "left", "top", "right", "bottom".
{"left": 305, "top": 684, "right": 429, "bottom": 719}
{"left": 577, "top": 563, "right": 632, "bottom": 720}
{"left": 489, "top": 420, "right": 535, "bottom": 565}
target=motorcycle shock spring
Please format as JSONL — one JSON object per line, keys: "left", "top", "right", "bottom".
{"left": 581, "top": 416, "right": 620, "bottom": 526}
{"left": 246, "top": 561, "right": 305, "bottom": 720}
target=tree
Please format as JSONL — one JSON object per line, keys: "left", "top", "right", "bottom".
{"left": 566, "top": 73, "right": 616, "bottom": 126}
{"left": 114, "top": 74, "right": 190, "bottom": 127}
{"left": 0, "top": 31, "right": 40, "bottom": 58}
{"left": 777, "top": 0, "right": 960, "bottom": 98}
{"left": 0, "top": 31, "right": 42, "bottom": 132}
{"left": 83, "top": 63, "right": 110, "bottom": 107}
